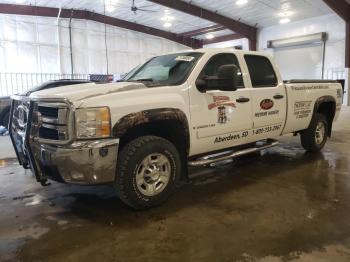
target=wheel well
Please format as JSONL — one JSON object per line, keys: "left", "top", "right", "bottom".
{"left": 316, "top": 101, "right": 335, "bottom": 137}
{"left": 118, "top": 120, "right": 189, "bottom": 156}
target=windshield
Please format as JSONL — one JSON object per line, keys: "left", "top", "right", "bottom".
{"left": 124, "top": 52, "right": 203, "bottom": 86}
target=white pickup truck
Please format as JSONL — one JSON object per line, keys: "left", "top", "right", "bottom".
{"left": 10, "top": 48, "right": 342, "bottom": 209}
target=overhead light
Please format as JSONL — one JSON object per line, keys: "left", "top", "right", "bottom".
{"left": 106, "top": 5, "right": 115, "bottom": 12}
{"left": 279, "top": 18, "right": 291, "bottom": 24}
{"left": 279, "top": 11, "right": 294, "bottom": 17}
{"left": 105, "top": 0, "right": 115, "bottom": 12}
{"left": 164, "top": 9, "right": 170, "bottom": 14}
{"left": 236, "top": 0, "right": 248, "bottom": 6}
{"left": 161, "top": 15, "right": 174, "bottom": 21}
{"left": 163, "top": 22, "right": 172, "bottom": 28}
{"left": 206, "top": 34, "right": 215, "bottom": 39}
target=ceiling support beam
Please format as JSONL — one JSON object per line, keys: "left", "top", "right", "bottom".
{"left": 0, "top": 3, "right": 202, "bottom": 49}
{"left": 180, "top": 24, "right": 226, "bottom": 38}
{"left": 323, "top": 0, "right": 350, "bottom": 105}
{"left": 249, "top": 38, "right": 257, "bottom": 51}
{"left": 322, "top": 0, "right": 350, "bottom": 22}
{"left": 322, "top": 0, "right": 350, "bottom": 68}
{"left": 202, "top": 33, "right": 243, "bottom": 45}
{"left": 346, "top": 22, "right": 350, "bottom": 68}
{"left": 148, "top": 0, "right": 257, "bottom": 42}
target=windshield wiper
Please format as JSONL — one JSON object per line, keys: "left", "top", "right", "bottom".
{"left": 122, "top": 78, "right": 154, "bottom": 83}
{"left": 134, "top": 78, "right": 154, "bottom": 82}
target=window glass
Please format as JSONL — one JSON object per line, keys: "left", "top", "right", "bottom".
{"left": 244, "top": 55, "right": 277, "bottom": 88}
{"left": 125, "top": 52, "right": 203, "bottom": 86}
{"left": 198, "top": 53, "right": 244, "bottom": 89}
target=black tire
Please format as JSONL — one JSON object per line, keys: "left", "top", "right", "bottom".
{"left": 300, "top": 113, "right": 328, "bottom": 152}
{"left": 2, "top": 110, "right": 10, "bottom": 129}
{"left": 115, "top": 136, "right": 181, "bottom": 210}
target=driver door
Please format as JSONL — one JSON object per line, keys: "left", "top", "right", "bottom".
{"left": 188, "top": 53, "right": 253, "bottom": 155}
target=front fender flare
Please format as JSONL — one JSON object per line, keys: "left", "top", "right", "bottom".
{"left": 112, "top": 108, "right": 189, "bottom": 141}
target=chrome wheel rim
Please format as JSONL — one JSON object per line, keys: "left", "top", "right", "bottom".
{"left": 135, "top": 153, "right": 171, "bottom": 197}
{"left": 315, "top": 122, "right": 326, "bottom": 145}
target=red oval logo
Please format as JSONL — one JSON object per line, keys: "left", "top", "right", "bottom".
{"left": 260, "top": 99, "right": 274, "bottom": 110}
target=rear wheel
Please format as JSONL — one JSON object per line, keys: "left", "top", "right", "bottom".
{"left": 115, "top": 136, "right": 181, "bottom": 210}
{"left": 300, "top": 113, "right": 328, "bottom": 152}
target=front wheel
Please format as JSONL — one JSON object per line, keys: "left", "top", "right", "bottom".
{"left": 300, "top": 113, "right": 328, "bottom": 152}
{"left": 115, "top": 136, "right": 181, "bottom": 210}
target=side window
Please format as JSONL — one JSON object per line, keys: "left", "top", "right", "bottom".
{"left": 198, "top": 53, "right": 244, "bottom": 89}
{"left": 244, "top": 55, "right": 277, "bottom": 88}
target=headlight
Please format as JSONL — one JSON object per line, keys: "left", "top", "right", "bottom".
{"left": 76, "top": 107, "right": 111, "bottom": 139}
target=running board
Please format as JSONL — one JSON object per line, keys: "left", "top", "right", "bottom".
{"left": 188, "top": 139, "right": 279, "bottom": 167}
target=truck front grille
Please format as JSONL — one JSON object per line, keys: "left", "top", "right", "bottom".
{"left": 11, "top": 98, "right": 72, "bottom": 144}
{"left": 38, "top": 106, "right": 59, "bottom": 118}
{"left": 36, "top": 103, "right": 70, "bottom": 142}
{"left": 39, "top": 126, "right": 59, "bottom": 140}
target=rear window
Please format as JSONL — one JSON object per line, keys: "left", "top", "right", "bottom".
{"left": 244, "top": 55, "right": 277, "bottom": 88}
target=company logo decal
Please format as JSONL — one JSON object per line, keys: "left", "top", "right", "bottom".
{"left": 208, "top": 96, "right": 236, "bottom": 124}
{"left": 260, "top": 99, "right": 274, "bottom": 110}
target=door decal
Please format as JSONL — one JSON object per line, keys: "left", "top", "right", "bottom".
{"left": 208, "top": 96, "right": 236, "bottom": 124}
{"left": 260, "top": 99, "right": 274, "bottom": 110}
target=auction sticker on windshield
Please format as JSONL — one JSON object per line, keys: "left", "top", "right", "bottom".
{"left": 175, "top": 56, "right": 195, "bottom": 62}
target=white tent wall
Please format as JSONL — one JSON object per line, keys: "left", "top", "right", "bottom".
{"left": 0, "top": 14, "right": 188, "bottom": 95}
{"left": 258, "top": 14, "right": 345, "bottom": 76}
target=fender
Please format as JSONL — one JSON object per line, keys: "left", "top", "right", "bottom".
{"left": 313, "top": 96, "right": 336, "bottom": 112}
{"left": 313, "top": 96, "right": 336, "bottom": 136}
{"left": 113, "top": 107, "right": 189, "bottom": 141}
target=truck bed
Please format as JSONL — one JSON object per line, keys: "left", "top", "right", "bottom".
{"left": 284, "top": 79, "right": 338, "bottom": 84}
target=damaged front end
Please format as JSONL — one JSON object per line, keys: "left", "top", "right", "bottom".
{"left": 9, "top": 96, "right": 119, "bottom": 186}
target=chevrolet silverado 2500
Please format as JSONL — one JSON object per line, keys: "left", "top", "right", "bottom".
{"left": 10, "top": 49, "right": 342, "bottom": 209}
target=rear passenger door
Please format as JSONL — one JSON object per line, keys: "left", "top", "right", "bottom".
{"left": 243, "top": 55, "right": 287, "bottom": 140}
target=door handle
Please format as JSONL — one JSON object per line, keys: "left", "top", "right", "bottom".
{"left": 273, "top": 94, "right": 284, "bottom": 99}
{"left": 236, "top": 97, "right": 250, "bottom": 103}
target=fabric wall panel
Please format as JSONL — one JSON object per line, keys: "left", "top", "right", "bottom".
{"left": 0, "top": 44, "right": 5, "bottom": 72}
{"left": 0, "top": 14, "right": 188, "bottom": 76}
{"left": 73, "top": 49, "right": 89, "bottom": 74}
{"left": 115, "top": 35, "right": 128, "bottom": 52}
{"left": 4, "top": 42, "right": 19, "bottom": 72}
{"left": 3, "top": 16, "right": 17, "bottom": 41}
{"left": 72, "top": 28, "right": 87, "bottom": 49}
{"left": 58, "top": 25, "right": 70, "bottom": 48}
{"left": 16, "top": 20, "right": 36, "bottom": 43}
{"left": 39, "top": 45, "right": 59, "bottom": 73}
{"left": 17, "top": 42, "right": 39, "bottom": 73}
{"left": 37, "top": 23, "right": 57, "bottom": 45}
{"left": 88, "top": 50, "right": 107, "bottom": 74}
{"left": 88, "top": 31, "right": 105, "bottom": 51}
{"left": 59, "top": 47, "right": 72, "bottom": 74}
{"left": 128, "top": 37, "right": 141, "bottom": 53}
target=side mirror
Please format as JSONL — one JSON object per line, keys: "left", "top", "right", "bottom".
{"left": 196, "top": 64, "right": 239, "bottom": 92}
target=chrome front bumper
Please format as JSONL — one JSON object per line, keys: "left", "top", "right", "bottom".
{"left": 9, "top": 97, "right": 119, "bottom": 185}
{"left": 38, "top": 139, "right": 119, "bottom": 184}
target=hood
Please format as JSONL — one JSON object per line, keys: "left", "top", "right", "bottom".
{"left": 29, "top": 82, "right": 147, "bottom": 103}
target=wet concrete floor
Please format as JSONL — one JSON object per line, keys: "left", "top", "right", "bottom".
{"left": 1, "top": 107, "right": 350, "bottom": 262}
